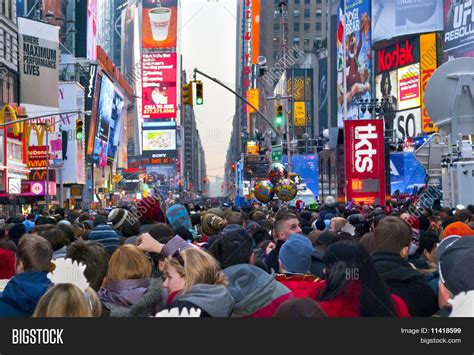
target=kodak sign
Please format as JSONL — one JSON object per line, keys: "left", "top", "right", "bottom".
{"left": 376, "top": 37, "right": 420, "bottom": 74}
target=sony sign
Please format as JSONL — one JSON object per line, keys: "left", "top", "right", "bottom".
{"left": 355, "top": 124, "right": 377, "bottom": 173}
{"left": 377, "top": 38, "right": 420, "bottom": 74}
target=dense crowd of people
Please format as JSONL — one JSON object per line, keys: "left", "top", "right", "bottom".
{"left": 0, "top": 195, "right": 473, "bottom": 318}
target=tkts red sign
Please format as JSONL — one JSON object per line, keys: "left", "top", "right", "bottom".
{"left": 344, "top": 120, "right": 386, "bottom": 205}
{"left": 376, "top": 37, "right": 420, "bottom": 74}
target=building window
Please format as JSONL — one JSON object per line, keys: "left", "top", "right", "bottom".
{"left": 295, "top": 0, "right": 300, "bottom": 3}
{"left": 317, "top": 0, "right": 322, "bottom": 3}
{"left": 293, "top": 37, "right": 300, "bottom": 45}
{"left": 2, "top": 30, "right": 6, "bottom": 59}
{"left": 294, "top": 22, "right": 300, "bottom": 32}
{"left": 304, "top": 23, "right": 310, "bottom": 31}
{"left": 7, "top": 34, "right": 11, "bottom": 62}
{"left": 274, "top": 23, "right": 280, "bottom": 31}
{"left": 304, "top": 38, "right": 310, "bottom": 46}
{"left": 304, "top": 9, "right": 310, "bottom": 18}
{"left": 7, "top": 0, "right": 11, "bottom": 19}
{"left": 294, "top": 9, "right": 300, "bottom": 17}
{"left": 305, "top": 0, "right": 310, "bottom": 4}
{"left": 316, "top": 10, "right": 322, "bottom": 18}
{"left": 273, "top": 51, "right": 280, "bottom": 60}
{"left": 1, "top": 0, "right": 5, "bottom": 15}
{"left": 316, "top": 22, "right": 322, "bottom": 31}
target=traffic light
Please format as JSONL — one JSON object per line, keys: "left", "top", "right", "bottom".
{"left": 182, "top": 83, "right": 193, "bottom": 106}
{"left": 231, "top": 162, "right": 236, "bottom": 172}
{"left": 195, "top": 81, "right": 203, "bottom": 105}
{"left": 275, "top": 104, "right": 284, "bottom": 127}
{"left": 75, "top": 117, "right": 84, "bottom": 140}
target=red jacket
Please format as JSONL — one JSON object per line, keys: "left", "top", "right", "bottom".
{"left": 275, "top": 274, "right": 322, "bottom": 299}
{"left": 245, "top": 292, "right": 294, "bottom": 318}
{"left": 312, "top": 280, "right": 411, "bottom": 317}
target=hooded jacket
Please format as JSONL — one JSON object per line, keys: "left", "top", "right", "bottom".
{"left": 275, "top": 273, "right": 322, "bottom": 299}
{"left": 0, "top": 272, "right": 51, "bottom": 317}
{"left": 162, "top": 284, "right": 234, "bottom": 317}
{"left": 101, "top": 278, "right": 166, "bottom": 317}
{"left": 224, "top": 264, "right": 293, "bottom": 317}
{"left": 372, "top": 252, "right": 439, "bottom": 317}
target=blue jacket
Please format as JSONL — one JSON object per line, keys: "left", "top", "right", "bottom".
{"left": 0, "top": 272, "right": 51, "bottom": 317}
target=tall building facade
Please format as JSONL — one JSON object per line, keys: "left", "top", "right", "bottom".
{"left": 0, "top": 0, "right": 18, "bottom": 107}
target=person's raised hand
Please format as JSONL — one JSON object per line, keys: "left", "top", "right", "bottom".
{"left": 136, "top": 233, "right": 164, "bottom": 254}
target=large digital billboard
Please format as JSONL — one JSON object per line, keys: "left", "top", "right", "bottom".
{"left": 142, "top": 122, "right": 177, "bottom": 161}
{"left": 142, "top": 53, "right": 177, "bottom": 119}
{"left": 344, "top": 119, "right": 386, "bottom": 205}
{"left": 93, "top": 74, "right": 114, "bottom": 167}
{"left": 398, "top": 64, "right": 421, "bottom": 111}
{"left": 107, "top": 91, "right": 125, "bottom": 161}
{"left": 444, "top": 0, "right": 474, "bottom": 59}
{"left": 337, "top": 0, "right": 372, "bottom": 123}
{"left": 142, "top": 0, "right": 177, "bottom": 49}
{"left": 372, "top": 0, "right": 443, "bottom": 43}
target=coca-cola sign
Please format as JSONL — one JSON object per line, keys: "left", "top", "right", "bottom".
{"left": 345, "top": 120, "right": 386, "bottom": 205}
{"left": 376, "top": 37, "right": 420, "bottom": 74}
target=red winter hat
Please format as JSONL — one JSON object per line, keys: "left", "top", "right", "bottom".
{"left": 442, "top": 221, "right": 474, "bottom": 239}
{"left": 137, "top": 197, "right": 165, "bottom": 224}
{"left": 402, "top": 215, "right": 420, "bottom": 236}
{"left": 0, "top": 248, "right": 15, "bottom": 279}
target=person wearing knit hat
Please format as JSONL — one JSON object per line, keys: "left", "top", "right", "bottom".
{"left": 88, "top": 216, "right": 120, "bottom": 255}
{"left": 201, "top": 214, "right": 227, "bottom": 241}
{"left": 107, "top": 208, "right": 129, "bottom": 230}
{"left": 275, "top": 234, "right": 321, "bottom": 299}
{"left": 278, "top": 234, "right": 313, "bottom": 274}
{"left": 166, "top": 204, "right": 193, "bottom": 231}
{"left": 442, "top": 221, "right": 474, "bottom": 239}
{"left": 311, "top": 219, "right": 326, "bottom": 232}
{"left": 22, "top": 220, "right": 35, "bottom": 233}
{"left": 207, "top": 208, "right": 225, "bottom": 219}
{"left": 438, "top": 236, "right": 474, "bottom": 311}
{"left": 137, "top": 196, "right": 165, "bottom": 225}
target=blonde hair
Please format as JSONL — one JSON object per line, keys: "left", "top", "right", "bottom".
{"left": 33, "top": 284, "right": 94, "bottom": 317}
{"left": 330, "top": 217, "right": 348, "bottom": 232}
{"left": 164, "top": 248, "right": 227, "bottom": 292}
{"left": 107, "top": 244, "right": 152, "bottom": 281}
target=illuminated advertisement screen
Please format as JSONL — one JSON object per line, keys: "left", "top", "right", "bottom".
{"left": 87, "top": 0, "right": 97, "bottom": 60}
{"left": 344, "top": 120, "right": 386, "bottom": 205}
{"left": 444, "top": 0, "right": 474, "bottom": 59}
{"left": 375, "top": 70, "right": 398, "bottom": 113}
{"left": 142, "top": 53, "right": 177, "bottom": 119}
{"left": 372, "top": 0, "right": 443, "bottom": 43}
{"left": 107, "top": 91, "right": 125, "bottom": 160}
{"left": 93, "top": 74, "right": 114, "bottom": 167}
{"left": 142, "top": 122, "right": 177, "bottom": 159}
{"left": 337, "top": 0, "right": 372, "bottom": 123}
{"left": 398, "top": 64, "right": 420, "bottom": 111}
{"left": 142, "top": 0, "right": 177, "bottom": 49}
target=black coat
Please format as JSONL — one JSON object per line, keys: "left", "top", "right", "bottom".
{"left": 265, "top": 239, "right": 285, "bottom": 273}
{"left": 372, "top": 252, "right": 439, "bottom": 317}
{"left": 310, "top": 247, "right": 326, "bottom": 279}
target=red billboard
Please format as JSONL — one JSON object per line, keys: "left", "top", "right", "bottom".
{"left": 344, "top": 119, "right": 386, "bottom": 205}
{"left": 142, "top": 53, "right": 177, "bottom": 119}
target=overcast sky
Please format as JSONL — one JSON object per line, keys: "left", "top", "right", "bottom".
{"left": 181, "top": 0, "right": 237, "bottom": 195}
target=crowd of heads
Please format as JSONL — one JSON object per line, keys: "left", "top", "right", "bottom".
{"left": 0, "top": 196, "right": 473, "bottom": 318}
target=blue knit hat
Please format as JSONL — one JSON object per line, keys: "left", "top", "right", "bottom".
{"left": 166, "top": 204, "right": 192, "bottom": 231}
{"left": 279, "top": 234, "right": 313, "bottom": 274}
{"left": 22, "top": 220, "right": 35, "bottom": 233}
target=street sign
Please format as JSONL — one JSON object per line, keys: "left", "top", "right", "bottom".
{"left": 271, "top": 146, "right": 283, "bottom": 162}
